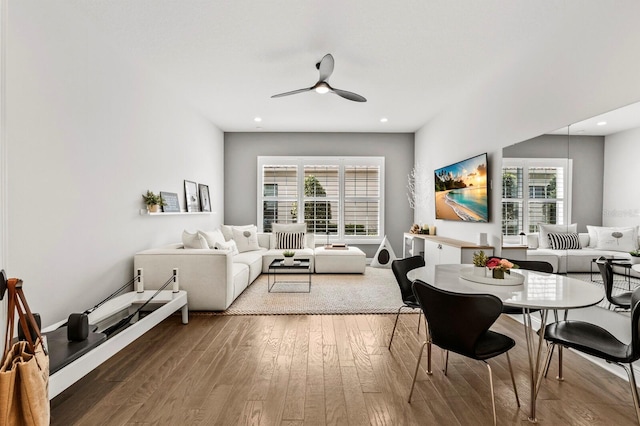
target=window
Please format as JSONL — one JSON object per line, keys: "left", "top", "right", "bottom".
{"left": 502, "top": 158, "right": 572, "bottom": 238}
{"left": 258, "top": 157, "right": 384, "bottom": 243}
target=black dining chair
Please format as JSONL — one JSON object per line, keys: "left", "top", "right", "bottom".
{"left": 542, "top": 286, "right": 640, "bottom": 424}
{"left": 489, "top": 258, "right": 553, "bottom": 315}
{"left": 388, "top": 255, "right": 425, "bottom": 350}
{"left": 597, "top": 257, "right": 633, "bottom": 310}
{"left": 408, "top": 279, "right": 520, "bottom": 425}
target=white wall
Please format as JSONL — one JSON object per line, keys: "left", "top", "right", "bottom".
{"left": 415, "top": 2, "right": 640, "bottom": 249}
{"left": 3, "top": 1, "right": 224, "bottom": 326}
{"left": 603, "top": 127, "right": 640, "bottom": 228}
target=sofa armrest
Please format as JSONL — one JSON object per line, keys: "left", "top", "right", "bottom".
{"left": 133, "top": 246, "right": 234, "bottom": 311}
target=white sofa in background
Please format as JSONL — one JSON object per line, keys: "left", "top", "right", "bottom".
{"left": 134, "top": 226, "right": 366, "bottom": 311}
{"left": 524, "top": 226, "right": 640, "bottom": 274}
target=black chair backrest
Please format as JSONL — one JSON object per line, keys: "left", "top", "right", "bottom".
{"left": 488, "top": 257, "right": 553, "bottom": 274}
{"left": 631, "top": 287, "right": 640, "bottom": 358}
{"left": 412, "top": 279, "right": 502, "bottom": 358}
{"left": 596, "top": 259, "right": 615, "bottom": 304}
{"left": 391, "top": 256, "right": 425, "bottom": 302}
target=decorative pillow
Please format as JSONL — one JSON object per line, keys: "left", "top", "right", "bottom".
{"left": 214, "top": 239, "right": 239, "bottom": 255}
{"left": 594, "top": 226, "right": 638, "bottom": 252}
{"left": 220, "top": 224, "right": 255, "bottom": 241}
{"left": 538, "top": 223, "right": 577, "bottom": 249}
{"left": 548, "top": 233, "right": 581, "bottom": 250}
{"left": 275, "top": 231, "right": 305, "bottom": 249}
{"left": 232, "top": 226, "right": 260, "bottom": 252}
{"left": 198, "top": 229, "right": 226, "bottom": 249}
{"left": 270, "top": 223, "right": 307, "bottom": 249}
{"left": 587, "top": 225, "right": 639, "bottom": 249}
{"left": 182, "top": 230, "right": 209, "bottom": 249}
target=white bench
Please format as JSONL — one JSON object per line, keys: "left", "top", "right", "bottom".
{"left": 314, "top": 246, "right": 366, "bottom": 273}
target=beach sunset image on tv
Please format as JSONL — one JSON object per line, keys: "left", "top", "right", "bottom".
{"left": 434, "top": 153, "right": 489, "bottom": 222}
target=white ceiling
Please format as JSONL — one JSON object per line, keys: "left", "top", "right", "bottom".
{"left": 550, "top": 101, "right": 640, "bottom": 136}
{"left": 59, "top": 1, "right": 631, "bottom": 133}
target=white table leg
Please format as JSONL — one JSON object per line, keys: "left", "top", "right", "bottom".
{"left": 181, "top": 304, "right": 189, "bottom": 324}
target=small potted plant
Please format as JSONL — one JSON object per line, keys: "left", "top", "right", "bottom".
{"left": 142, "top": 190, "right": 165, "bottom": 213}
{"left": 486, "top": 258, "right": 518, "bottom": 279}
{"left": 630, "top": 249, "right": 640, "bottom": 264}
{"left": 282, "top": 250, "right": 296, "bottom": 266}
{"left": 472, "top": 250, "right": 488, "bottom": 276}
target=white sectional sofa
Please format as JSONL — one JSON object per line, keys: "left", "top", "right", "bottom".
{"left": 133, "top": 225, "right": 365, "bottom": 311}
{"left": 523, "top": 225, "right": 640, "bottom": 274}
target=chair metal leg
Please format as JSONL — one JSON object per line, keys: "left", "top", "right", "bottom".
{"left": 622, "top": 363, "right": 640, "bottom": 425}
{"left": 556, "top": 346, "right": 564, "bottom": 381}
{"left": 485, "top": 361, "right": 497, "bottom": 426}
{"left": 417, "top": 312, "right": 421, "bottom": 334}
{"left": 388, "top": 306, "right": 403, "bottom": 350}
{"left": 443, "top": 350, "right": 449, "bottom": 376}
{"left": 505, "top": 352, "right": 520, "bottom": 407}
{"left": 426, "top": 340, "right": 433, "bottom": 375}
{"left": 408, "top": 341, "right": 427, "bottom": 402}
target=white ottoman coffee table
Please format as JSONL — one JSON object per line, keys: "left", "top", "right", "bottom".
{"left": 314, "top": 246, "right": 366, "bottom": 273}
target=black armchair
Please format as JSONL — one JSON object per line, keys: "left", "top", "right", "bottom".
{"left": 597, "top": 257, "right": 633, "bottom": 310}
{"left": 543, "top": 286, "right": 640, "bottom": 424}
{"left": 388, "top": 255, "right": 425, "bottom": 350}
{"left": 408, "top": 280, "right": 520, "bottom": 425}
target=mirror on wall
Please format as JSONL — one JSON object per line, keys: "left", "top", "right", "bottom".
{"left": 501, "top": 101, "right": 640, "bottom": 299}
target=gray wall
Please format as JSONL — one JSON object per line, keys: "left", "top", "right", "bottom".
{"left": 503, "top": 134, "right": 605, "bottom": 232}
{"left": 224, "top": 132, "right": 414, "bottom": 257}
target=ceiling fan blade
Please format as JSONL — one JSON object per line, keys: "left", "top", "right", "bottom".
{"left": 332, "top": 88, "right": 367, "bottom": 102}
{"left": 271, "top": 87, "right": 312, "bottom": 98}
{"left": 317, "top": 54, "right": 334, "bottom": 82}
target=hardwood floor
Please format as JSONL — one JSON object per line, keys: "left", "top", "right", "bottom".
{"left": 51, "top": 313, "right": 639, "bottom": 425}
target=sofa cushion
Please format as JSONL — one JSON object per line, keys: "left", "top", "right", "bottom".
{"left": 538, "top": 223, "right": 577, "bottom": 249}
{"left": 234, "top": 248, "right": 267, "bottom": 283}
{"left": 270, "top": 223, "right": 306, "bottom": 248}
{"left": 220, "top": 224, "right": 255, "bottom": 241}
{"left": 182, "top": 230, "right": 208, "bottom": 249}
{"left": 215, "top": 239, "right": 239, "bottom": 255}
{"left": 198, "top": 229, "right": 226, "bottom": 249}
{"left": 548, "top": 233, "right": 581, "bottom": 250}
{"left": 232, "top": 226, "right": 261, "bottom": 252}
{"left": 594, "top": 226, "right": 638, "bottom": 252}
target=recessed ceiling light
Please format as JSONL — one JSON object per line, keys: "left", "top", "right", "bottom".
{"left": 380, "top": 117, "right": 388, "bottom": 123}
{"left": 597, "top": 121, "right": 607, "bottom": 126}
{"left": 254, "top": 117, "right": 262, "bottom": 122}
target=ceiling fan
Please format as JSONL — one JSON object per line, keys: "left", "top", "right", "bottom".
{"left": 271, "top": 54, "right": 367, "bottom": 102}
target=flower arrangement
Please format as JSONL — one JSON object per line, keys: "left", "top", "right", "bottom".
{"left": 486, "top": 258, "right": 518, "bottom": 279}
{"left": 472, "top": 250, "right": 488, "bottom": 267}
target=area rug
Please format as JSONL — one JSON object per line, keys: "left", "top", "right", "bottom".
{"left": 210, "top": 267, "right": 402, "bottom": 315}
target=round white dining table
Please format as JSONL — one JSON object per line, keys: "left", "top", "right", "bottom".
{"left": 407, "top": 264, "right": 604, "bottom": 423}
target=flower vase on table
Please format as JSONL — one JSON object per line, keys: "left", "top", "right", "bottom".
{"left": 492, "top": 269, "right": 506, "bottom": 279}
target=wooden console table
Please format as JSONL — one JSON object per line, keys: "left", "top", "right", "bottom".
{"left": 403, "top": 233, "right": 494, "bottom": 265}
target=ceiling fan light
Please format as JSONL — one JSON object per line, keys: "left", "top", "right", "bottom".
{"left": 315, "top": 83, "right": 330, "bottom": 94}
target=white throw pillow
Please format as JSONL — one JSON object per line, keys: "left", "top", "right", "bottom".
{"left": 538, "top": 223, "right": 577, "bottom": 249}
{"left": 215, "top": 239, "right": 239, "bottom": 255}
{"left": 232, "top": 226, "right": 260, "bottom": 252}
{"left": 270, "top": 223, "right": 307, "bottom": 249}
{"left": 198, "top": 229, "right": 226, "bottom": 249}
{"left": 221, "top": 224, "right": 255, "bottom": 241}
{"left": 594, "top": 226, "right": 638, "bottom": 252}
{"left": 587, "top": 225, "right": 639, "bottom": 249}
{"left": 182, "top": 230, "right": 209, "bottom": 249}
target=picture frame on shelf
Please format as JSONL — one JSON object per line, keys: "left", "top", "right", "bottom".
{"left": 184, "top": 180, "right": 200, "bottom": 212}
{"left": 198, "top": 184, "right": 211, "bottom": 212}
{"left": 160, "top": 192, "right": 180, "bottom": 213}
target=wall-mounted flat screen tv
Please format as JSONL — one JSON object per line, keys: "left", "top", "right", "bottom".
{"left": 434, "top": 152, "right": 489, "bottom": 222}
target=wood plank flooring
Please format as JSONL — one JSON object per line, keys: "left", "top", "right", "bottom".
{"left": 51, "top": 313, "right": 639, "bottom": 425}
